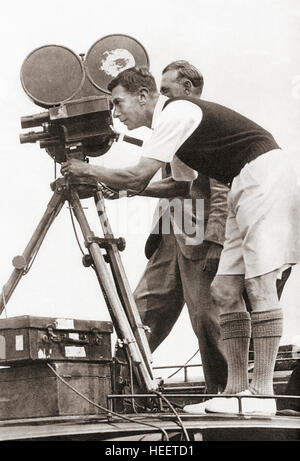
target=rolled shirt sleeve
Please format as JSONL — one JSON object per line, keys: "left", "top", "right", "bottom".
{"left": 142, "top": 99, "right": 203, "bottom": 164}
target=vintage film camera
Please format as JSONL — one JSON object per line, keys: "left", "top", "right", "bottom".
{"left": 19, "top": 34, "right": 149, "bottom": 164}
{"left": 0, "top": 36, "right": 156, "bottom": 421}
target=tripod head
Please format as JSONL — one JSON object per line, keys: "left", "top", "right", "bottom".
{"left": 19, "top": 35, "right": 149, "bottom": 164}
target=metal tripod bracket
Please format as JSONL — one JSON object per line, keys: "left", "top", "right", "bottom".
{"left": 85, "top": 236, "right": 126, "bottom": 252}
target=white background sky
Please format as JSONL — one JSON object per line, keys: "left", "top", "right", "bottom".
{"left": 0, "top": 0, "right": 300, "bottom": 377}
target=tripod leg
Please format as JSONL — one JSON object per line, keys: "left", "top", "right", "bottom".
{"left": 0, "top": 190, "right": 65, "bottom": 315}
{"left": 94, "top": 191, "right": 154, "bottom": 376}
{"left": 68, "top": 188, "right": 157, "bottom": 392}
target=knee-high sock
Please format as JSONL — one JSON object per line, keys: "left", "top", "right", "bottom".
{"left": 250, "top": 308, "right": 283, "bottom": 395}
{"left": 220, "top": 311, "right": 251, "bottom": 394}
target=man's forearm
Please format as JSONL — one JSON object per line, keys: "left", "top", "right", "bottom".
{"left": 88, "top": 164, "right": 143, "bottom": 191}
{"left": 60, "top": 157, "right": 163, "bottom": 193}
{"left": 139, "top": 177, "right": 191, "bottom": 198}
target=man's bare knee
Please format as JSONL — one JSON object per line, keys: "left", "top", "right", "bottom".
{"left": 245, "top": 271, "right": 279, "bottom": 311}
{"left": 210, "top": 281, "right": 232, "bottom": 308}
{"left": 210, "top": 275, "right": 245, "bottom": 312}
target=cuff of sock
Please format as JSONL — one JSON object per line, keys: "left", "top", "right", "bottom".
{"left": 220, "top": 311, "right": 251, "bottom": 340}
{"left": 251, "top": 308, "right": 283, "bottom": 338}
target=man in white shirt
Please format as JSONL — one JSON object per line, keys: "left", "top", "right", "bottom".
{"left": 113, "top": 61, "right": 229, "bottom": 394}
{"left": 61, "top": 66, "right": 300, "bottom": 415}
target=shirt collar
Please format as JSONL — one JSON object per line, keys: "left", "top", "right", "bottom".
{"left": 151, "top": 95, "right": 169, "bottom": 129}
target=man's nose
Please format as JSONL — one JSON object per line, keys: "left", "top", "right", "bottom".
{"left": 113, "top": 107, "right": 121, "bottom": 119}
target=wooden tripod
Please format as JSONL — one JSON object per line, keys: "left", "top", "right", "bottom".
{"left": 0, "top": 175, "right": 157, "bottom": 393}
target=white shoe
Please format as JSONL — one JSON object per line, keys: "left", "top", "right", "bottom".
{"left": 182, "top": 400, "right": 209, "bottom": 414}
{"left": 205, "top": 389, "right": 277, "bottom": 416}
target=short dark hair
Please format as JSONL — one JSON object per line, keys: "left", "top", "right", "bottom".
{"left": 107, "top": 66, "right": 157, "bottom": 94}
{"left": 162, "top": 60, "right": 204, "bottom": 94}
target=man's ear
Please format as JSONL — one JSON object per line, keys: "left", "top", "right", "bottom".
{"left": 183, "top": 79, "right": 193, "bottom": 95}
{"left": 138, "top": 87, "right": 149, "bottom": 105}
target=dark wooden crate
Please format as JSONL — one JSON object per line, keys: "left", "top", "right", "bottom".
{"left": 0, "top": 361, "right": 112, "bottom": 419}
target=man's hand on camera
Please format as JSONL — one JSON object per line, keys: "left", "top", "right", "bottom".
{"left": 61, "top": 159, "right": 90, "bottom": 178}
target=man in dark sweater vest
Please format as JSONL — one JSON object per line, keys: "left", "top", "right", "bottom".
{"left": 102, "top": 61, "right": 229, "bottom": 394}
{"left": 61, "top": 67, "right": 300, "bottom": 415}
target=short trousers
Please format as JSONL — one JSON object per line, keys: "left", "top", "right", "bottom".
{"left": 217, "top": 149, "right": 300, "bottom": 279}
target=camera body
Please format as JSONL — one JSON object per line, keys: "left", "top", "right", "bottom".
{"left": 19, "top": 35, "right": 149, "bottom": 163}
{"left": 20, "top": 95, "right": 114, "bottom": 163}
